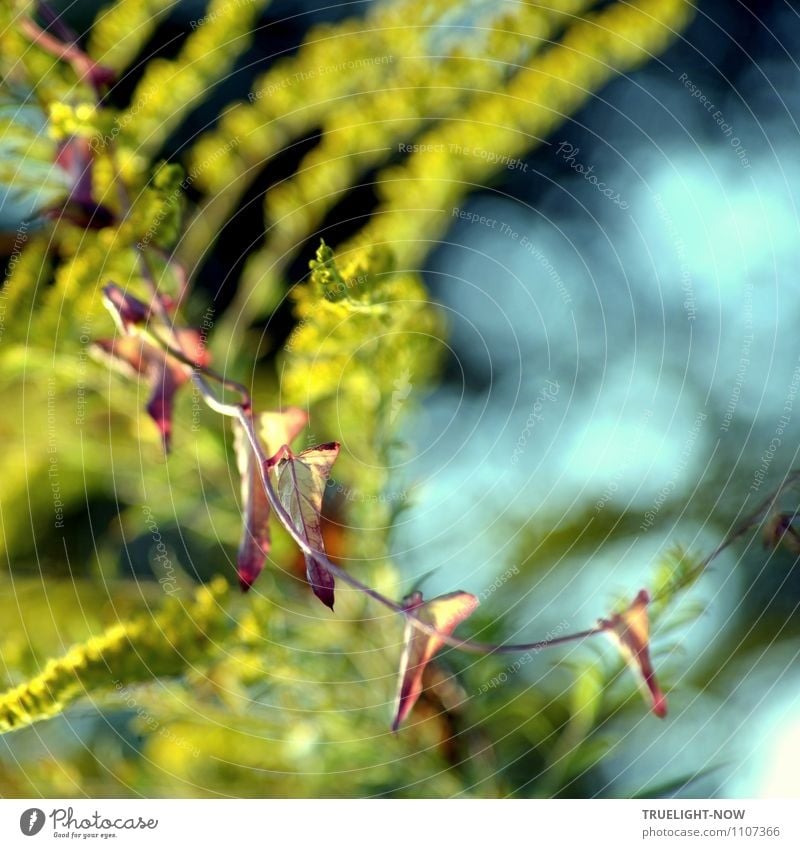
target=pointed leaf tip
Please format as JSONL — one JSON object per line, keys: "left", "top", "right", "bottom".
{"left": 91, "top": 336, "right": 189, "bottom": 454}
{"left": 309, "top": 559, "right": 336, "bottom": 610}
{"left": 600, "top": 589, "right": 667, "bottom": 719}
{"left": 95, "top": 286, "right": 210, "bottom": 454}
{"left": 274, "top": 442, "right": 340, "bottom": 607}
{"left": 392, "top": 590, "right": 479, "bottom": 731}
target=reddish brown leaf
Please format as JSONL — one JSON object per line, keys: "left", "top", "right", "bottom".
{"left": 273, "top": 442, "right": 340, "bottom": 608}
{"left": 233, "top": 409, "right": 308, "bottom": 591}
{"left": 763, "top": 511, "right": 800, "bottom": 553}
{"left": 102, "top": 284, "right": 151, "bottom": 333}
{"left": 392, "top": 590, "right": 479, "bottom": 731}
{"left": 92, "top": 327, "right": 208, "bottom": 452}
{"left": 52, "top": 137, "right": 114, "bottom": 228}
{"left": 599, "top": 589, "right": 667, "bottom": 718}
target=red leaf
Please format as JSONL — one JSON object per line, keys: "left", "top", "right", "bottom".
{"left": 233, "top": 409, "right": 308, "bottom": 591}
{"left": 599, "top": 589, "right": 667, "bottom": 718}
{"left": 392, "top": 590, "right": 479, "bottom": 731}
{"left": 92, "top": 336, "right": 183, "bottom": 451}
{"left": 53, "top": 138, "right": 114, "bottom": 228}
{"left": 92, "top": 327, "right": 208, "bottom": 452}
{"left": 273, "top": 442, "right": 340, "bottom": 608}
{"left": 102, "top": 284, "right": 151, "bottom": 333}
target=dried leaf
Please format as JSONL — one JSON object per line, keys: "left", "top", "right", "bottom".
{"left": 392, "top": 590, "right": 479, "bottom": 731}
{"left": 92, "top": 327, "right": 207, "bottom": 452}
{"left": 599, "top": 589, "right": 667, "bottom": 718}
{"left": 763, "top": 511, "right": 800, "bottom": 553}
{"left": 53, "top": 137, "right": 114, "bottom": 229}
{"left": 102, "top": 283, "right": 151, "bottom": 333}
{"left": 273, "top": 442, "right": 340, "bottom": 608}
{"left": 233, "top": 408, "right": 308, "bottom": 591}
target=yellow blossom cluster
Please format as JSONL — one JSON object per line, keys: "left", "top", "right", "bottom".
{"left": 0, "top": 579, "right": 230, "bottom": 733}
{"left": 88, "top": 0, "right": 178, "bottom": 75}
{"left": 343, "top": 0, "right": 694, "bottom": 266}
{"left": 117, "top": 0, "right": 270, "bottom": 159}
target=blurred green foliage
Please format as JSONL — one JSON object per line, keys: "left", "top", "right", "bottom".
{"left": 0, "top": 0, "right": 700, "bottom": 797}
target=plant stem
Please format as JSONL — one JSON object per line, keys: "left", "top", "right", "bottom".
{"left": 96, "top": 84, "right": 789, "bottom": 661}
{"left": 231, "top": 406, "right": 609, "bottom": 654}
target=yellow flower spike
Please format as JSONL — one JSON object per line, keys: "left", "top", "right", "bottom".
{"left": 88, "top": 0, "right": 177, "bottom": 74}
{"left": 185, "top": 0, "right": 585, "bottom": 267}
{"left": 0, "top": 581, "right": 231, "bottom": 733}
{"left": 119, "top": 0, "right": 270, "bottom": 160}
{"left": 341, "top": 0, "right": 693, "bottom": 268}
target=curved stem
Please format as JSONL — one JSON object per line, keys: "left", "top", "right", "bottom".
{"left": 77, "top": 19, "right": 607, "bottom": 659}
{"left": 651, "top": 468, "right": 800, "bottom": 606}
{"left": 103, "top": 144, "right": 786, "bottom": 658}
{"left": 232, "top": 406, "right": 608, "bottom": 654}
{"left": 136, "top": 254, "right": 252, "bottom": 411}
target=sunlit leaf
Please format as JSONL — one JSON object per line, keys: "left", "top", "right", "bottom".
{"left": 599, "top": 589, "right": 667, "bottom": 718}
{"left": 102, "top": 283, "right": 151, "bottom": 333}
{"left": 273, "top": 442, "right": 340, "bottom": 608}
{"left": 233, "top": 408, "right": 308, "bottom": 591}
{"left": 92, "top": 328, "right": 207, "bottom": 452}
{"left": 392, "top": 590, "right": 479, "bottom": 731}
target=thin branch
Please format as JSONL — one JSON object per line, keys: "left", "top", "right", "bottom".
{"left": 232, "top": 406, "right": 609, "bottom": 654}
{"left": 652, "top": 469, "right": 800, "bottom": 605}
{"left": 86, "top": 70, "right": 792, "bottom": 661}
